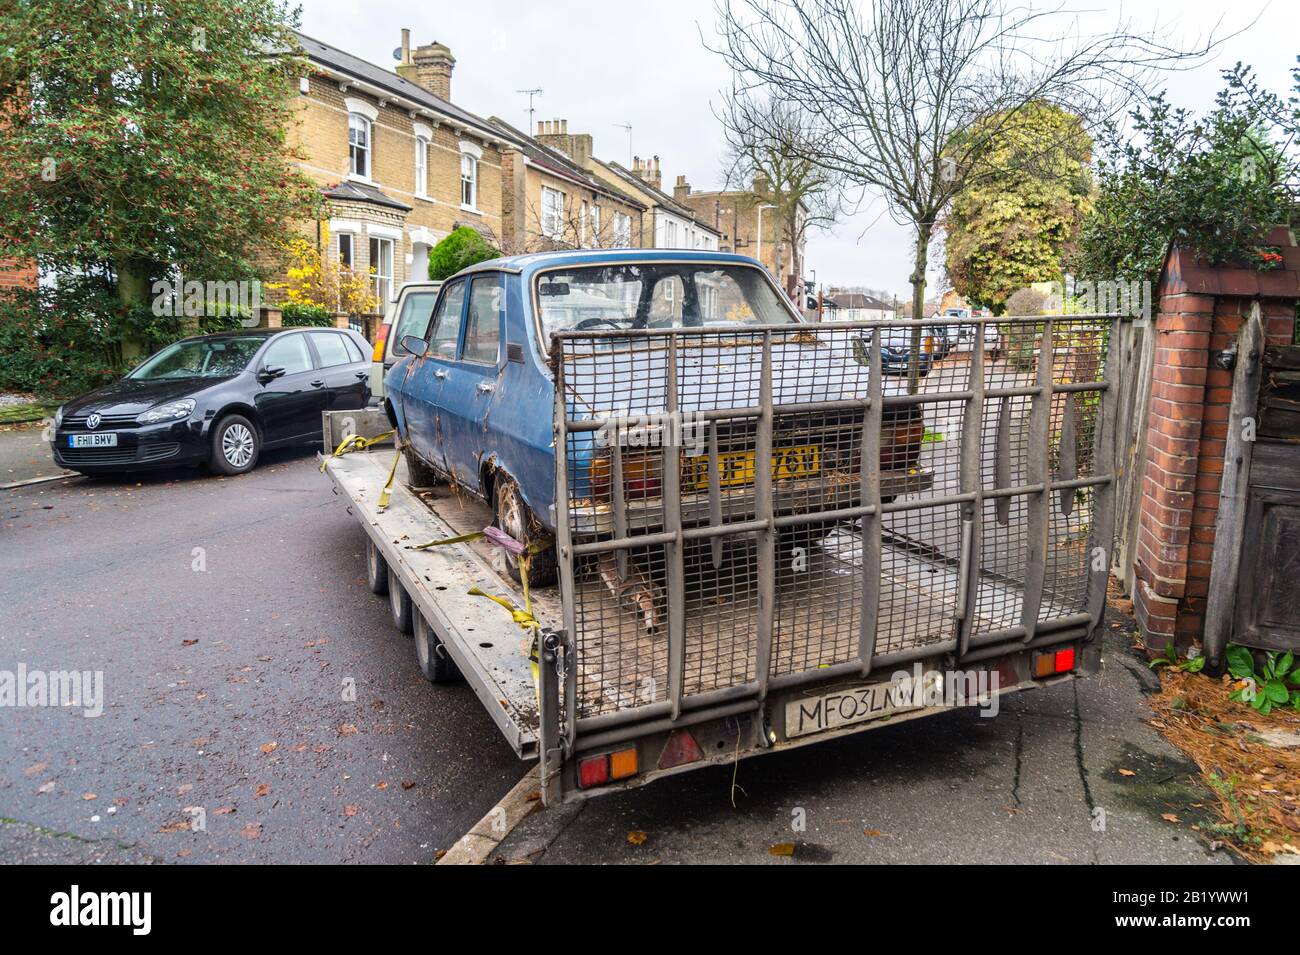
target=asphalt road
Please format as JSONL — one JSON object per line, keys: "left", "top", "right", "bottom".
{"left": 0, "top": 448, "right": 1228, "bottom": 865}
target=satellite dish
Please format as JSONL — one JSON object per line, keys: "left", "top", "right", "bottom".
{"left": 392, "top": 47, "right": 403, "bottom": 62}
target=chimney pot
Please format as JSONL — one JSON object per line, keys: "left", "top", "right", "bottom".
{"left": 401, "top": 29, "right": 411, "bottom": 64}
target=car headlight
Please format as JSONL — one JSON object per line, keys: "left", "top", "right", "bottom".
{"left": 54, "top": 405, "right": 63, "bottom": 427}
{"left": 136, "top": 398, "right": 196, "bottom": 424}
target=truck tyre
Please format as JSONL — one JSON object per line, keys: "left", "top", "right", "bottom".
{"left": 414, "top": 611, "right": 460, "bottom": 683}
{"left": 365, "top": 538, "right": 388, "bottom": 596}
{"left": 403, "top": 446, "right": 439, "bottom": 488}
{"left": 388, "top": 577, "right": 414, "bottom": 634}
{"left": 494, "top": 476, "right": 558, "bottom": 588}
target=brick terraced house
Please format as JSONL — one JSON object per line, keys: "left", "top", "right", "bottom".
{"left": 289, "top": 30, "right": 512, "bottom": 315}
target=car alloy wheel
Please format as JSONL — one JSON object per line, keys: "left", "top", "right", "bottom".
{"left": 222, "top": 423, "right": 255, "bottom": 469}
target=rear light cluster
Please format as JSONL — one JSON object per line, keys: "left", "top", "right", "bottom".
{"left": 576, "top": 729, "right": 705, "bottom": 790}
{"left": 372, "top": 322, "right": 390, "bottom": 363}
{"left": 881, "top": 417, "right": 924, "bottom": 471}
{"left": 1033, "top": 646, "right": 1076, "bottom": 678}
{"left": 589, "top": 452, "right": 660, "bottom": 501}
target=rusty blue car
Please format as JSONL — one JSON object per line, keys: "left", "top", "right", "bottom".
{"left": 384, "top": 249, "right": 931, "bottom": 586}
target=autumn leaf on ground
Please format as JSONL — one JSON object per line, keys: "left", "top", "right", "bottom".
{"left": 337, "top": 724, "right": 359, "bottom": 737}
{"left": 863, "top": 829, "right": 883, "bottom": 837}
{"left": 158, "top": 819, "right": 191, "bottom": 833}
{"left": 343, "top": 805, "right": 359, "bottom": 818}
{"left": 22, "top": 762, "right": 46, "bottom": 776}
{"left": 259, "top": 742, "right": 278, "bottom": 754}
{"left": 768, "top": 842, "right": 795, "bottom": 857}
{"left": 82, "top": 792, "right": 96, "bottom": 801}
{"left": 1161, "top": 813, "right": 1181, "bottom": 823}
{"left": 182, "top": 639, "right": 198, "bottom": 646}
{"left": 626, "top": 830, "right": 648, "bottom": 846}
{"left": 289, "top": 743, "right": 308, "bottom": 753}
{"left": 1118, "top": 768, "right": 1136, "bottom": 777}
{"left": 255, "top": 783, "right": 270, "bottom": 797}
{"left": 376, "top": 781, "right": 388, "bottom": 790}
{"left": 36, "top": 781, "right": 55, "bottom": 794}
{"left": 214, "top": 806, "right": 235, "bottom": 815}
{"left": 176, "top": 783, "right": 193, "bottom": 795}
{"left": 401, "top": 780, "right": 417, "bottom": 790}
{"left": 239, "top": 823, "right": 262, "bottom": 840}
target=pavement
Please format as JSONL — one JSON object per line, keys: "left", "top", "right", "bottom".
{"left": 0, "top": 424, "right": 73, "bottom": 487}
{"left": 0, "top": 445, "right": 1231, "bottom": 865}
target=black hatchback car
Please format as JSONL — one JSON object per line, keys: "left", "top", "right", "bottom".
{"left": 51, "top": 327, "right": 372, "bottom": 476}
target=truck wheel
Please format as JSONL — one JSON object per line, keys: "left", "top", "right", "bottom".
{"left": 414, "top": 611, "right": 460, "bottom": 683}
{"left": 495, "top": 477, "right": 558, "bottom": 587}
{"left": 388, "top": 576, "right": 413, "bottom": 634}
{"left": 403, "top": 447, "right": 439, "bottom": 488}
{"left": 365, "top": 538, "right": 388, "bottom": 596}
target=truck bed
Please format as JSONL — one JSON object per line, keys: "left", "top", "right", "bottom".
{"left": 326, "top": 446, "right": 1076, "bottom": 739}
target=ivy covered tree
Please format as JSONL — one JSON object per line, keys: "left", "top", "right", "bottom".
{"left": 943, "top": 102, "right": 1093, "bottom": 314}
{"left": 0, "top": 0, "right": 320, "bottom": 360}
{"left": 1072, "top": 63, "right": 1299, "bottom": 287}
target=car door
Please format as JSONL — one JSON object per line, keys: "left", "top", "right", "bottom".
{"left": 254, "top": 332, "right": 326, "bottom": 445}
{"left": 307, "top": 330, "right": 368, "bottom": 411}
{"left": 437, "top": 273, "right": 504, "bottom": 491}
{"left": 399, "top": 278, "right": 466, "bottom": 475}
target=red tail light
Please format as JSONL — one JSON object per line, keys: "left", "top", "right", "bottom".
{"left": 882, "top": 417, "right": 925, "bottom": 471}
{"left": 1033, "top": 646, "right": 1077, "bottom": 678}
{"left": 578, "top": 746, "right": 638, "bottom": 789}
{"left": 589, "top": 452, "right": 661, "bottom": 502}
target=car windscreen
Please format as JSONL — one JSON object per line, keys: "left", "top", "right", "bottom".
{"left": 535, "top": 264, "right": 797, "bottom": 338}
{"left": 129, "top": 337, "right": 268, "bottom": 380}
{"left": 389, "top": 290, "right": 442, "bottom": 359}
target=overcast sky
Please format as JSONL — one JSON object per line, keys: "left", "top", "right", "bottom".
{"left": 298, "top": 0, "right": 1294, "bottom": 297}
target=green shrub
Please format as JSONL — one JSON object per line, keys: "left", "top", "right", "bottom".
{"left": 427, "top": 227, "right": 500, "bottom": 281}
{"left": 280, "top": 301, "right": 335, "bottom": 327}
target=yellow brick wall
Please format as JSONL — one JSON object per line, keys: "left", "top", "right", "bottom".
{"left": 502, "top": 159, "right": 645, "bottom": 253}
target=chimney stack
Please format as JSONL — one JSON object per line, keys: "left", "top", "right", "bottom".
{"left": 633, "top": 155, "right": 662, "bottom": 190}
{"left": 399, "top": 39, "right": 455, "bottom": 100}
{"left": 536, "top": 118, "right": 592, "bottom": 167}
{"left": 673, "top": 174, "right": 690, "bottom": 202}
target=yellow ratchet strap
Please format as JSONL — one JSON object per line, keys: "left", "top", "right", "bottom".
{"left": 319, "top": 430, "right": 395, "bottom": 471}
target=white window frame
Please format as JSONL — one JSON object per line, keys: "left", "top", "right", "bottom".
{"left": 613, "top": 212, "right": 632, "bottom": 248}
{"left": 590, "top": 204, "right": 601, "bottom": 247}
{"left": 414, "top": 136, "right": 428, "bottom": 198}
{"left": 541, "top": 186, "right": 564, "bottom": 240}
{"left": 348, "top": 113, "right": 371, "bottom": 180}
{"left": 337, "top": 232, "right": 355, "bottom": 270}
{"left": 459, "top": 140, "right": 482, "bottom": 211}
{"left": 368, "top": 236, "right": 394, "bottom": 307}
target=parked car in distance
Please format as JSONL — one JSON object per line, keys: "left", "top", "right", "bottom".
{"left": 370, "top": 281, "right": 442, "bottom": 401}
{"left": 869, "top": 325, "right": 936, "bottom": 377}
{"left": 384, "top": 249, "right": 933, "bottom": 586}
{"left": 52, "top": 327, "right": 372, "bottom": 477}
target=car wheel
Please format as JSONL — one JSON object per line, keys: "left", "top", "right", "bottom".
{"left": 365, "top": 538, "right": 389, "bottom": 596}
{"left": 388, "top": 576, "right": 413, "bottom": 634}
{"left": 494, "top": 476, "right": 558, "bottom": 587}
{"left": 402, "top": 446, "right": 440, "bottom": 488}
{"left": 414, "top": 610, "right": 460, "bottom": 683}
{"left": 210, "top": 414, "right": 259, "bottom": 475}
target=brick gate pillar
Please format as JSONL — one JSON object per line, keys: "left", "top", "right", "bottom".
{"left": 1133, "top": 228, "right": 1300, "bottom": 651}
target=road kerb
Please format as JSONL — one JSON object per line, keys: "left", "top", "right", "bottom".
{"left": 437, "top": 765, "right": 542, "bottom": 865}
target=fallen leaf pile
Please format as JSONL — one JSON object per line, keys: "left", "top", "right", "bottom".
{"left": 1151, "top": 667, "right": 1300, "bottom": 862}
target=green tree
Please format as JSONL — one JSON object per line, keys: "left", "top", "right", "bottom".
{"left": 427, "top": 227, "right": 500, "bottom": 281}
{"left": 1073, "top": 64, "right": 1298, "bottom": 287}
{"left": 0, "top": 0, "right": 320, "bottom": 358}
{"left": 943, "top": 102, "right": 1093, "bottom": 314}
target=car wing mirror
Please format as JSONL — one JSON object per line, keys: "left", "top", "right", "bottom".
{"left": 400, "top": 335, "right": 430, "bottom": 358}
{"left": 258, "top": 365, "right": 286, "bottom": 383}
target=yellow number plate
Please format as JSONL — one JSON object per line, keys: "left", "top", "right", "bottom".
{"left": 686, "top": 444, "right": 820, "bottom": 489}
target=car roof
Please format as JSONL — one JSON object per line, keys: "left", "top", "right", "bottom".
{"left": 447, "top": 248, "right": 771, "bottom": 282}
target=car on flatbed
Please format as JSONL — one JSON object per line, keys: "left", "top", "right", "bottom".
{"left": 382, "top": 250, "right": 934, "bottom": 584}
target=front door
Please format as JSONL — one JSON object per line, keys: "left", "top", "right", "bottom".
{"left": 399, "top": 278, "right": 465, "bottom": 475}
{"left": 255, "top": 332, "right": 325, "bottom": 444}
{"left": 438, "top": 273, "right": 504, "bottom": 491}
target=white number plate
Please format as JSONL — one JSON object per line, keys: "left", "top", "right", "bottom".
{"left": 785, "top": 680, "right": 921, "bottom": 738}
{"left": 69, "top": 433, "right": 118, "bottom": 448}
